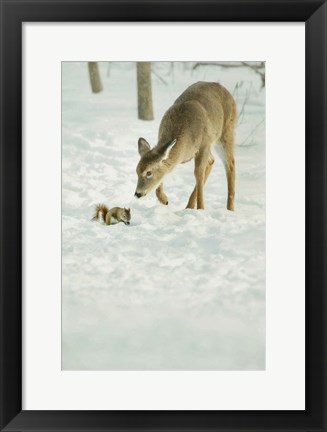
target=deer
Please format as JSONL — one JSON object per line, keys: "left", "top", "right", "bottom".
{"left": 134, "top": 81, "right": 236, "bottom": 210}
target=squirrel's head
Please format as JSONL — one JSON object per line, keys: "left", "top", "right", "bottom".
{"left": 122, "top": 208, "right": 131, "bottom": 225}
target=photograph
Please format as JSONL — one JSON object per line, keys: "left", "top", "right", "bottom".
{"left": 61, "top": 61, "right": 266, "bottom": 371}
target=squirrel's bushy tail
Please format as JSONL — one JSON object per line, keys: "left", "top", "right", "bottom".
{"left": 92, "top": 203, "right": 109, "bottom": 223}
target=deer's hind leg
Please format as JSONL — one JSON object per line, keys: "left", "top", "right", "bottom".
{"left": 186, "top": 151, "right": 215, "bottom": 209}
{"left": 156, "top": 183, "right": 168, "bottom": 205}
{"left": 218, "top": 119, "right": 236, "bottom": 211}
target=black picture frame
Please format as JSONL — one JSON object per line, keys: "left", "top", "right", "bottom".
{"left": 0, "top": 1, "right": 326, "bottom": 431}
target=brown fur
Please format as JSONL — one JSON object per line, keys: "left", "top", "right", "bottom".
{"left": 135, "top": 81, "right": 236, "bottom": 210}
{"left": 92, "top": 203, "right": 109, "bottom": 223}
{"left": 92, "top": 204, "right": 131, "bottom": 225}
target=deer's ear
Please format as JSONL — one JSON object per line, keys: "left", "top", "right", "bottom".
{"left": 138, "top": 137, "right": 151, "bottom": 157}
{"left": 161, "top": 138, "right": 177, "bottom": 161}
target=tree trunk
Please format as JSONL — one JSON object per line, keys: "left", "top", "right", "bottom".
{"left": 137, "top": 62, "right": 154, "bottom": 120}
{"left": 88, "top": 62, "right": 103, "bottom": 93}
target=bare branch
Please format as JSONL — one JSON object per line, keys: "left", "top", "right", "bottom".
{"left": 192, "top": 61, "right": 265, "bottom": 88}
{"left": 239, "top": 119, "right": 265, "bottom": 147}
{"left": 193, "top": 61, "right": 264, "bottom": 70}
{"left": 241, "top": 62, "right": 265, "bottom": 88}
{"left": 151, "top": 69, "right": 168, "bottom": 85}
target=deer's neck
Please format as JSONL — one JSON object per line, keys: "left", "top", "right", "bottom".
{"left": 162, "top": 149, "right": 183, "bottom": 172}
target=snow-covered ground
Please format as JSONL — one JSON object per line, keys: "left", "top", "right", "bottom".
{"left": 62, "top": 62, "right": 265, "bottom": 370}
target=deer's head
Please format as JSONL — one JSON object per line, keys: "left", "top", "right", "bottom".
{"left": 134, "top": 137, "right": 177, "bottom": 198}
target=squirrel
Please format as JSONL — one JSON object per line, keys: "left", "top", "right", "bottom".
{"left": 92, "top": 204, "right": 131, "bottom": 225}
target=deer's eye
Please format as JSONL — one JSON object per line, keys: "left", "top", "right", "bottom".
{"left": 146, "top": 171, "right": 152, "bottom": 178}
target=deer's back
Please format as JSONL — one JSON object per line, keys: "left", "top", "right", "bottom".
{"left": 174, "top": 81, "right": 236, "bottom": 127}
{"left": 158, "top": 82, "right": 236, "bottom": 146}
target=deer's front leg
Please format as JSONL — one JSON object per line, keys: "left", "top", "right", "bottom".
{"left": 186, "top": 152, "right": 214, "bottom": 209}
{"left": 194, "top": 151, "right": 210, "bottom": 209}
{"left": 156, "top": 183, "right": 169, "bottom": 205}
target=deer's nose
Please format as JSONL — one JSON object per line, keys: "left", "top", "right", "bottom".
{"left": 134, "top": 192, "right": 142, "bottom": 198}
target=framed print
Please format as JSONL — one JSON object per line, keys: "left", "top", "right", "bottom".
{"left": 0, "top": 0, "right": 326, "bottom": 431}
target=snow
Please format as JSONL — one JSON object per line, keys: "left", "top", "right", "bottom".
{"left": 62, "top": 62, "right": 265, "bottom": 370}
